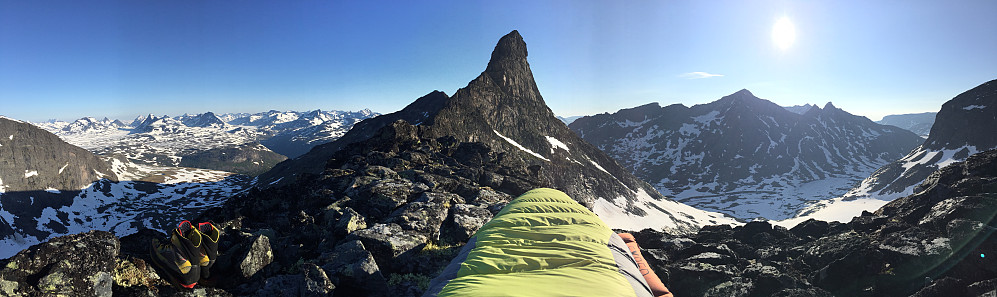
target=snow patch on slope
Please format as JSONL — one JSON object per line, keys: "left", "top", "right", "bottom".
{"left": 593, "top": 188, "right": 739, "bottom": 233}
{"left": 545, "top": 136, "right": 569, "bottom": 153}
{"left": 493, "top": 130, "right": 549, "bottom": 161}
{"left": 845, "top": 145, "right": 979, "bottom": 201}
{"left": 0, "top": 175, "right": 250, "bottom": 259}
{"left": 773, "top": 197, "right": 891, "bottom": 228}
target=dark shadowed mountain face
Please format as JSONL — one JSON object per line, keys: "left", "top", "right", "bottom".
{"left": 846, "top": 79, "right": 997, "bottom": 200}
{"left": 877, "top": 112, "right": 936, "bottom": 137}
{"left": 0, "top": 117, "right": 117, "bottom": 193}
{"left": 569, "top": 90, "right": 923, "bottom": 220}
{"left": 260, "top": 30, "right": 735, "bottom": 233}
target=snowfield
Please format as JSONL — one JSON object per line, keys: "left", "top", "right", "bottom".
{"left": 593, "top": 188, "right": 740, "bottom": 233}
{"left": 0, "top": 171, "right": 249, "bottom": 259}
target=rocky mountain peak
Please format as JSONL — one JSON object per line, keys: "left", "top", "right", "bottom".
{"left": 181, "top": 111, "right": 226, "bottom": 128}
{"left": 712, "top": 89, "right": 787, "bottom": 117}
{"left": 732, "top": 88, "right": 754, "bottom": 97}
{"left": 823, "top": 102, "right": 837, "bottom": 110}
{"left": 925, "top": 78, "right": 997, "bottom": 150}
{"left": 486, "top": 30, "right": 528, "bottom": 68}
{"left": 716, "top": 89, "right": 765, "bottom": 106}
{"left": 480, "top": 30, "right": 541, "bottom": 103}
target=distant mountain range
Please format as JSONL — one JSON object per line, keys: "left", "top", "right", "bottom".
{"left": 0, "top": 116, "right": 247, "bottom": 259}
{"left": 876, "top": 112, "right": 936, "bottom": 137}
{"left": 570, "top": 90, "right": 923, "bottom": 220}
{"left": 0, "top": 109, "right": 378, "bottom": 258}
{"left": 33, "top": 109, "right": 378, "bottom": 176}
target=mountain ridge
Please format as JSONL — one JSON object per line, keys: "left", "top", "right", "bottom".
{"left": 570, "top": 90, "right": 923, "bottom": 220}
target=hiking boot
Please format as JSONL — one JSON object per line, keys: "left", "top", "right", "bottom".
{"left": 172, "top": 220, "right": 209, "bottom": 275}
{"left": 150, "top": 238, "right": 200, "bottom": 288}
{"left": 197, "top": 221, "right": 221, "bottom": 280}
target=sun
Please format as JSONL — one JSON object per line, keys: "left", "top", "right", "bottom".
{"left": 772, "top": 16, "right": 796, "bottom": 51}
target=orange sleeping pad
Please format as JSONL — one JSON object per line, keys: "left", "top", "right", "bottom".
{"left": 619, "top": 233, "right": 674, "bottom": 297}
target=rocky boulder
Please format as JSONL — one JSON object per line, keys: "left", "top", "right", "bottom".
{"left": 0, "top": 231, "right": 118, "bottom": 296}
{"left": 441, "top": 203, "right": 494, "bottom": 244}
{"left": 318, "top": 240, "right": 387, "bottom": 296}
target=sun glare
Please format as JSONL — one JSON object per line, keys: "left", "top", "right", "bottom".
{"left": 772, "top": 16, "right": 796, "bottom": 51}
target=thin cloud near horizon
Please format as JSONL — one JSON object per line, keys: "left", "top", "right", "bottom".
{"left": 679, "top": 72, "right": 725, "bottom": 79}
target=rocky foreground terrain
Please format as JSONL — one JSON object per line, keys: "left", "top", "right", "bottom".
{"left": 2, "top": 118, "right": 995, "bottom": 296}
{"left": 635, "top": 148, "right": 997, "bottom": 296}
{"left": 1, "top": 120, "right": 537, "bottom": 296}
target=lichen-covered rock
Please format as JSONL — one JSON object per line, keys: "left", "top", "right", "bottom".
{"left": 301, "top": 263, "right": 335, "bottom": 297}
{"left": 349, "top": 223, "right": 428, "bottom": 272}
{"left": 334, "top": 207, "right": 367, "bottom": 236}
{"left": 386, "top": 192, "right": 451, "bottom": 236}
{"left": 468, "top": 188, "right": 513, "bottom": 208}
{"left": 319, "top": 240, "right": 387, "bottom": 296}
{"left": 239, "top": 234, "right": 273, "bottom": 278}
{"left": 668, "top": 261, "right": 739, "bottom": 296}
{"left": 351, "top": 178, "right": 416, "bottom": 219}
{"left": 703, "top": 277, "right": 753, "bottom": 297}
{"left": 441, "top": 203, "right": 493, "bottom": 244}
{"left": 113, "top": 258, "right": 155, "bottom": 288}
{"left": 0, "top": 230, "right": 118, "bottom": 297}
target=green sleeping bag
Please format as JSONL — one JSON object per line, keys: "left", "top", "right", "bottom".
{"left": 424, "top": 188, "right": 653, "bottom": 297}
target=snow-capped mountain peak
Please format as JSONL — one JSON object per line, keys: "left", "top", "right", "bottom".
{"left": 178, "top": 111, "right": 227, "bottom": 128}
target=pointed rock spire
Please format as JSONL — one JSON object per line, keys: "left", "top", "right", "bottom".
{"left": 482, "top": 30, "right": 541, "bottom": 101}
{"left": 733, "top": 89, "right": 754, "bottom": 97}
{"left": 486, "top": 30, "right": 528, "bottom": 71}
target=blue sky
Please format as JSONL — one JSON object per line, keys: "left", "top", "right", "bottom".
{"left": 2, "top": 1, "right": 995, "bottom": 122}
